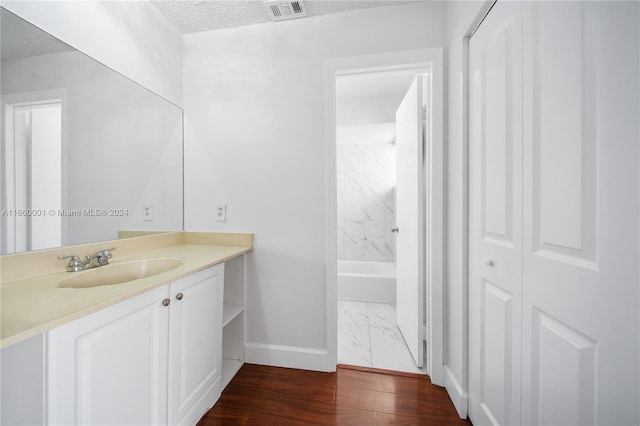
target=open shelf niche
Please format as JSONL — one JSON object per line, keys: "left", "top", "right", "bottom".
{"left": 221, "top": 254, "right": 245, "bottom": 389}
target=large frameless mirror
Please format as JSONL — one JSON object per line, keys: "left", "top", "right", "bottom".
{"left": 0, "top": 7, "right": 184, "bottom": 255}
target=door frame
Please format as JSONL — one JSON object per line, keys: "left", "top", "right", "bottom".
{"left": 324, "top": 48, "right": 444, "bottom": 384}
{"left": 1, "top": 89, "right": 68, "bottom": 254}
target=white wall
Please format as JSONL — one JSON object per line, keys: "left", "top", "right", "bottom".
{"left": 444, "top": 0, "right": 486, "bottom": 418}
{"left": 1, "top": 1, "right": 182, "bottom": 106}
{"left": 336, "top": 72, "right": 416, "bottom": 126}
{"left": 183, "top": 2, "right": 445, "bottom": 369}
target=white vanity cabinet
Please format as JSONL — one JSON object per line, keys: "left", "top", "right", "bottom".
{"left": 47, "top": 263, "right": 225, "bottom": 426}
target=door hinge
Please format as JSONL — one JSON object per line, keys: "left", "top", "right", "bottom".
{"left": 423, "top": 324, "right": 429, "bottom": 342}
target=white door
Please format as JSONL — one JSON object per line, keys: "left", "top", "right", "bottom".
{"left": 395, "top": 76, "right": 425, "bottom": 368}
{"left": 48, "top": 285, "right": 170, "bottom": 425}
{"left": 520, "top": 2, "right": 639, "bottom": 424}
{"left": 468, "top": 2, "right": 523, "bottom": 424}
{"left": 28, "top": 104, "right": 62, "bottom": 250}
{"left": 168, "top": 264, "right": 224, "bottom": 425}
{"left": 469, "top": 1, "right": 640, "bottom": 425}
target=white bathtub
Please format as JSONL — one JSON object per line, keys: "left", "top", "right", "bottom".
{"left": 337, "top": 260, "right": 396, "bottom": 304}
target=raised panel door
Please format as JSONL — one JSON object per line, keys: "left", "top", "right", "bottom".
{"left": 471, "top": 2, "right": 640, "bottom": 425}
{"left": 469, "top": 2, "right": 523, "bottom": 424}
{"left": 168, "top": 264, "right": 224, "bottom": 426}
{"left": 47, "top": 285, "right": 169, "bottom": 425}
{"left": 521, "top": 2, "right": 640, "bottom": 424}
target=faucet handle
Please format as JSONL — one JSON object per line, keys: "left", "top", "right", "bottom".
{"left": 95, "top": 247, "right": 116, "bottom": 259}
{"left": 89, "top": 247, "right": 116, "bottom": 259}
{"left": 58, "top": 254, "right": 82, "bottom": 263}
{"left": 86, "top": 248, "right": 116, "bottom": 267}
{"left": 58, "top": 255, "right": 84, "bottom": 272}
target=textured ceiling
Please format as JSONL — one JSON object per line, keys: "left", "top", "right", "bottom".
{"left": 1, "top": 8, "right": 75, "bottom": 61}
{"left": 151, "top": 0, "right": 421, "bottom": 34}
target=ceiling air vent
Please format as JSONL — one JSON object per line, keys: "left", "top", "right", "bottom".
{"left": 264, "top": 0, "right": 307, "bottom": 21}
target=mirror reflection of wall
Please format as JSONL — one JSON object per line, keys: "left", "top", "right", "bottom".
{"left": 0, "top": 8, "right": 184, "bottom": 255}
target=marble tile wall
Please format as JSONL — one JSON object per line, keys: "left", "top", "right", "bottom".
{"left": 337, "top": 142, "right": 396, "bottom": 262}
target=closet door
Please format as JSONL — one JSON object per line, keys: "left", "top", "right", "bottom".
{"left": 520, "top": 2, "right": 639, "bottom": 424}
{"left": 468, "top": 2, "right": 523, "bottom": 425}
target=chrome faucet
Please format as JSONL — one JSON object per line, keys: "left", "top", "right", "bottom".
{"left": 58, "top": 248, "right": 116, "bottom": 272}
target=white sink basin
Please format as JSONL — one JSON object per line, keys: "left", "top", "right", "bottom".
{"left": 58, "top": 258, "right": 183, "bottom": 289}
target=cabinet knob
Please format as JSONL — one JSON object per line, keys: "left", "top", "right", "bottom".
{"left": 162, "top": 298, "right": 170, "bottom": 307}
{"left": 176, "top": 293, "right": 183, "bottom": 301}
{"left": 484, "top": 258, "right": 495, "bottom": 267}
{"left": 391, "top": 226, "right": 399, "bottom": 233}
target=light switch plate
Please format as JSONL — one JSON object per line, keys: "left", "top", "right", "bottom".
{"left": 216, "top": 204, "right": 227, "bottom": 222}
{"left": 142, "top": 204, "right": 153, "bottom": 221}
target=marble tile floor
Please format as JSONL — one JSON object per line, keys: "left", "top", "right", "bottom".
{"left": 338, "top": 300, "right": 426, "bottom": 375}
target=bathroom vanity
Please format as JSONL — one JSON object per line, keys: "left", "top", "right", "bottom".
{"left": 0, "top": 232, "right": 251, "bottom": 425}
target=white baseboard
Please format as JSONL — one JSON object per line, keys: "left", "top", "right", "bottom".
{"left": 245, "top": 342, "right": 329, "bottom": 372}
{"left": 444, "top": 365, "right": 468, "bottom": 419}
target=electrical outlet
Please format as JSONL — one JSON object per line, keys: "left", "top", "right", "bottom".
{"left": 216, "top": 204, "right": 227, "bottom": 222}
{"left": 142, "top": 204, "right": 153, "bottom": 222}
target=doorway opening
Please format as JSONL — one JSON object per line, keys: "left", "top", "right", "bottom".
{"left": 1, "top": 93, "right": 64, "bottom": 254}
{"left": 325, "top": 48, "right": 444, "bottom": 383}
{"left": 335, "top": 70, "right": 427, "bottom": 374}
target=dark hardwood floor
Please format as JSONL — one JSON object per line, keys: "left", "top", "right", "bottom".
{"left": 198, "top": 364, "right": 472, "bottom": 425}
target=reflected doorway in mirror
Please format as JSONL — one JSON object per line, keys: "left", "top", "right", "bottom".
{"left": 2, "top": 91, "right": 64, "bottom": 254}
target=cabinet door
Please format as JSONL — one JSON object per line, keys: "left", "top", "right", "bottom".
{"left": 48, "top": 285, "right": 170, "bottom": 425}
{"left": 168, "top": 263, "right": 224, "bottom": 426}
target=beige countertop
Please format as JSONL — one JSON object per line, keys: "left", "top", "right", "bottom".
{"left": 1, "top": 232, "right": 252, "bottom": 349}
